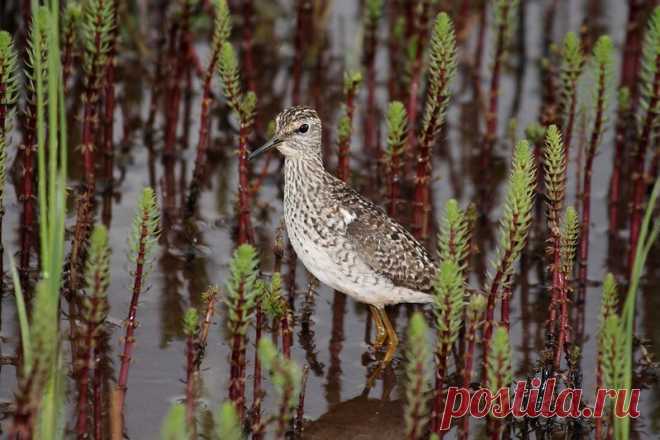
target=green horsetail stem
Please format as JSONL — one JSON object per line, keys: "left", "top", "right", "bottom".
{"left": 258, "top": 338, "right": 302, "bottom": 440}
{"left": 437, "top": 199, "right": 470, "bottom": 273}
{"left": 404, "top": 312, "right": 431, "bottom": 440}
{"left": 226, "top": 244, "right": 260, "bottom": 418}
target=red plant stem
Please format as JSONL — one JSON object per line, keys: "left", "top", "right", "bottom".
{"left": 619, "top": 0, "right": 646, "bottom": 98}
{"left": 185, "top": 331, "right": 196, "bottom": 434}
{"left": 229, "top": 281, "right": 248, "bottom": 419}
{"left": 473, "top": 0, "right": 486, "bottom": 84}
{"left": 431, "top": 352, "right": 448, "bottom": 435}
{"left": 102, "top": 1, "right": 119, "bottom": 186}
{"left": 75, "top": 308, "right": 102, "bottom": 437}
{"left": 455, "top": 0, "right": 471, "bottom": 36}
{"left": 628, "top": 53, "right": 659, "bottom": 271}
{"left": 337, "top": 89, "right": 357, "bottom": 183}
{"left": 483, "top": 241, "right": 516, "bottom": 359}
{"left": 554, "top": 272, "right": 569, "bottom": 370}
{"left": 413, "top": 80, "right": 448, "bottom": 239}
{"left": 608, "top": 102, "right": 630, "bottom": 232}
{"left": 405, "top": 2, "right": 430, "bottom": 153}
{"left": 483, "top": 1, "right": 511, "bottom": 157}
{"left": 562, "top": 78, "right": 579, "bottom": 159}
{"left": 294, "top": 365, "right": 310, "bottom": 438}
{"left": 291, "top": 0, "right": 308, "bottom": 105}
{"left": 237, "top": 124, "right": 253, "bottom": 245}
{"left": 386, "top": 0, "right": 402, "bottom": 100}
{"left": 281, "top": 311, "right": 292, "bottom": 359}
{"left": 187, "top": 45, "right": 221, "bottom": 214}
{"left": 198, "top": 291, "right": 218, "bottom": 366}
{"left": 115, "top": 207, "right": 150, "bottom": 413}
{"left": 19, "top": 103, "right": 36, "bottom": 289}
{"left": 241, "top": 0, "right": 256, "bottom": 93}
{"left": 81, "top": 1, "right": 111, "bottom": 193}
{"left": 163, "top": 3, "right": 192, "bottom": 162}
{"left": 578, "top": 61, "right": 607, "bottom": 299}
{"left": 364, "top": 13, "right": 378, "bottom": 157}
{"left": 93, "top": 344, "right": 104, "bottom": 440}
{"left": 251, "top": 303, "right": 263, "bottom": 440}
{"left": 387, "top": 149, "right": 402, "bottom": 217}
{"left": 500, "top": 284, "right": 512, "bottom": 331}
{"left": 249, "top": 151, "right": 275, "bottom": 196}
{"left": 460, "top": 315, "right": 479, "bottom": 440}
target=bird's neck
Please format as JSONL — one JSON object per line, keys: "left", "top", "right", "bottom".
{"left": 284, "top": 154, "right": 325, "bottom": 181}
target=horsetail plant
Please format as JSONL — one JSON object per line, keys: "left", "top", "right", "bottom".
{"left": 484, "top": 140, "right": 536, "bottom": 349}
{"left": 0, "top": 31, "right": 17, "bottom": 294}
{"left": 183, "top": 308, "right": 200, "bottom": 434}
{"left": 225, "top": 244, "right": 259, "bottom": 419}
{"left": 251, "top": 280, "right": 268, "bottom": 439}
{"left": 101, "top": 0, "right": 120, "bottom": 189}
{"left": 558, "top": 32, "right": 584, "bottom": 155}
{"left": 336, "top": 70, "right": 362, "bottom": 182}
{"left": 188, "top": 0, "right": 232, "bottom": 214}
{"left": 405, "top": 0, "right": 433, "bottom": 150}
{"left": 437, "top": 199, "right": 470, "bottom": 273}
{"left": 76, "top": 224, "right": 111, "bottom": 437}
{"left": 61, "top": 1, "right": 82, "bottom": 89}
{"left": 414, "top": 12, "right": 456, "bottom": 239}
{"left": 80, "top": 0, "right": 114, "bottom": 191}
{"left": 116, "top": 188, "right": 160, "bottom": 414}
{"left": 20, "top": 12, "right": 49, "bottom": 288}
{"left": 0, "top": 31, "right": 18, "bottom": 134}
{"left": 578, "top": 35, "right": 613, "bottom": 300}
{"left": 629, "top": 7, "right": 660, "bottom": 272}
{"left": 161, "top": 403, "right": 189, "bottom": 440}
{"left": 216, "top": 401, "right": 243, "bottom": 440}
{"left": 486, "top": 326, "right": 512, "bottom": 439}
{"left": 484, "top": 0, "right": 519, "bottom": 153}
{"left": 596, "top": 274, "right": 622, "bottom": 440}
{"left": 560, "top": 207, "right": 580, "bottom": 278}
{"left": 218, "top": 39, "right": 257, "bottom": 244}
{"left": 555, "top": 207, "right": 580, "bottom": 369}
{"left": 403, "top": 313, "right": 430, "bottom": 440}
{"left": 460, "top": 294, "right": 486, "bottom": 440}
{"left": 543, "top": 125, "right": 569, "bottom": 367}
{"left": 431, "top": 260, "right": 465, "bottom": 435}
{"left": 162, "top": 0, "right": 195, "bottom": 162}
{"left": 385, "top": 100, "right": 407, "bottom": 217}
{"left": 258, "top": 338, "right": 302, "bottom": 440}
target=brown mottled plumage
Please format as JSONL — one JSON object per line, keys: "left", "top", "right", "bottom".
{"left": 250, "top": 106, "right": 437, "bottom": 371}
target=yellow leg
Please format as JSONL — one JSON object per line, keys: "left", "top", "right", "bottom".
{"left": 370, "top": 305, "right": 387, "bottom": 351}
{"left": 379, "top": 307, "right": 399, "bottom": 365}
{"left": 364, "top": 307, "right": 398, "bottom": 392}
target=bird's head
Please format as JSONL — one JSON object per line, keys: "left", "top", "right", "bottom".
{"left": 249, "top": 106, "right": 322, "bottom": 161}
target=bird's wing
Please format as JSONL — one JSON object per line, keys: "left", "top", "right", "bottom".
{"left": 331, "top": 185, "right": 437, "bottom": 292}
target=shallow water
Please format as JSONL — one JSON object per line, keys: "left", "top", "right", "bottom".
{"left": 0, "top": 0, "right": 658, "bottom": 438}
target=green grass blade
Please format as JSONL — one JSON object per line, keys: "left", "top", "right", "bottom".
{"left": 9, "top": 256, "right": 32, "bottom": 374}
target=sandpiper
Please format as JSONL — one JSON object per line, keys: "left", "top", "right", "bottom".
{"left": 250, "top": 106, "right": 436, "bottom": 369}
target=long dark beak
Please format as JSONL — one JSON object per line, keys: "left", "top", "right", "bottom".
{"left": 249, "top": 137, "right": 282, "bottom": 160}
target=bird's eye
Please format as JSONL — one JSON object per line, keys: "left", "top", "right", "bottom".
{"left": 298, "top": 124, "right": 309, "bottom": 133}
